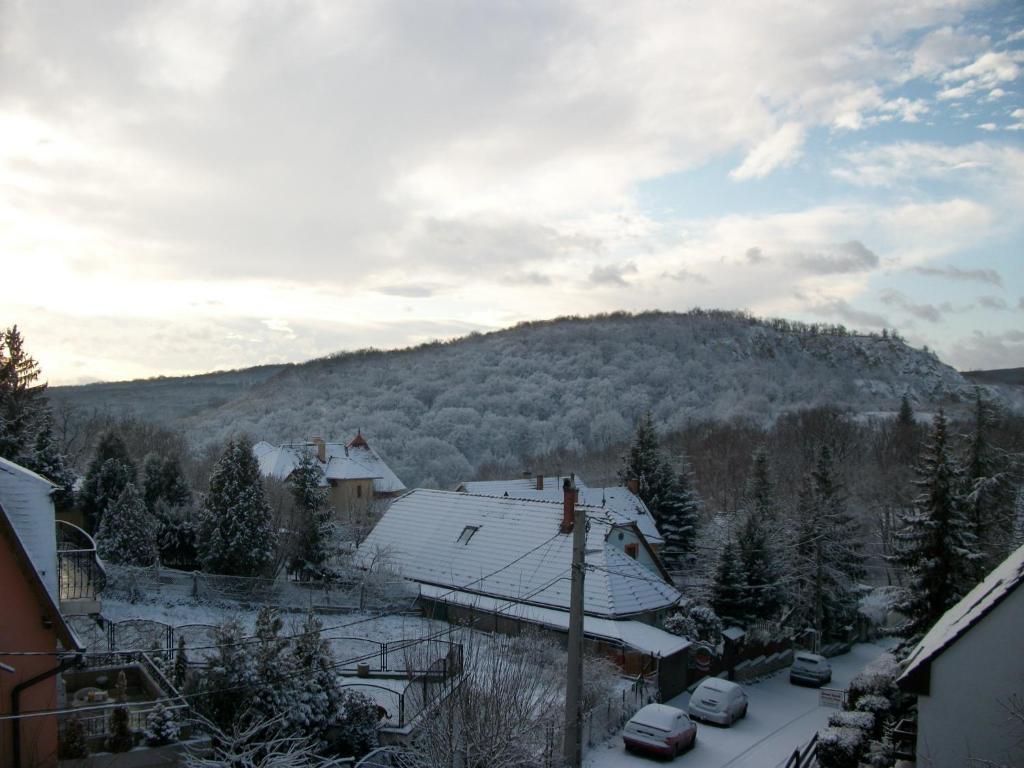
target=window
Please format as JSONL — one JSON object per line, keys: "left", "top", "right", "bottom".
{"left": 357, "top": 485, "right": 362, "bottom": 498}
{"left": 456, "top": 526, "right": 479, "bottom": 545}
{"left": 624, "top": 543, "right": 638, "bottom": 559}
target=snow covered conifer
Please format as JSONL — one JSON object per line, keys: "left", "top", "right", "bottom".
{"left": 748, "top": 446, "right": 777, "bottom": 522}
{"left": 287, "top": 611, "right": 345, "bottom": 743}
{"left": 962, "top": 391, "right": 1014, "bottom": 569}
{"left": 738, "top": 509, "right": 781, "bottom": 621}
{"left": 893, "top": 408, "right": 980, "bottom": 642}
{"left": 659, "top": 457, "right": 702, "bottom": 570}
{"left": 144, "top": 703, "right": 179, "bottom": 746}
{"left": 142, "top": 453, "right": 191, "bottom": 513}
{"left": 96, "top": 483, "right": 158, "bottom": 566}
{"left": 0, "top": 325, "right": 48, "bottom": 462}
{"left": 80, "top": 432, "right": 136, "bottom": 531}
{"left": 24, "top": 410, "right": 75, "bottom": 510}
{"left": 712, "top": 540, "right": 749, "bottom": 627}
{"left": 288, "top": 450, "right": 334, "bottom": 580}
{"left": 193, "top": 618, "right": 258, "bottom": 730}
{"left": 897, "top": 393, "right": 914, "bottom": 428}
{"left": 198, "top": 439, "right": 275, "bottom": 576}
{"left": 620, "top": 411, "right": 674, "bottom": 521}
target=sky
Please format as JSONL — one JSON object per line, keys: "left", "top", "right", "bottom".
{"left": 1, "top": 0, "right": 1023, "bottom": 385}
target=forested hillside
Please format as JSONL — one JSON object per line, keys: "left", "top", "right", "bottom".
{"left": 52, "top": 310, "right": 986, "bottom": 487}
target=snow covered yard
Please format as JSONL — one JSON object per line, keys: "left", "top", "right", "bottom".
{"left": 585, "top": 640, "right": 895, "bottom": 768}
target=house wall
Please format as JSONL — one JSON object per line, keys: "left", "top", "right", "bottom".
{"left": 0, "top": 534, "right": 63, "bottom": 768}
{"left": 328, "top": 479, "right": 374, "bottom": 523}
{"left": 917, "top": 586, "right": 1024, "bottom": 768}
{"left": 606, "top": 528, "right": 661, "bottom": 576}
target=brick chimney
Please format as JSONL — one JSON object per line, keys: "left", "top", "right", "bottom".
{"left": 311, "top": 437, "right": 326, "bottom": 463}
{"left": 536, "top": 474, "right": 544, "bottom": 490}
{"left": 560, "top": 477, "right": 577, "bottom": 534}
{"left": 626, "top": 478, "right": 639, "bottom": 496}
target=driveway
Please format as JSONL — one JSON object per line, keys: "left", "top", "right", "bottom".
{"left": 585, "top": 640, "right": 893, "bottom": 768}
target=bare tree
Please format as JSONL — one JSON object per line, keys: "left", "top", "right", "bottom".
{"left": 183, "top": 712, "right": 333, "bottom": 768}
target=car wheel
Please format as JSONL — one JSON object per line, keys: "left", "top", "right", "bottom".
{"left": 741, "top": 704, "right": 748, "bottom": 719}
{"left": 689, "top": 733, "right": 697, "bottom": 751}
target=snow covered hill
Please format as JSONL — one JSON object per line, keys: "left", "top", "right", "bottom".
{"left": 51, "top": 310, "right": 986, "bottom": 486}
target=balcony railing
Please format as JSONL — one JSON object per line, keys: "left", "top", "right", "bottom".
{"left": 57, "top": 520, "right": 106, "bottom": 603}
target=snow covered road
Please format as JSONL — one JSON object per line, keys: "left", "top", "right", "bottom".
{"left": 585, "top": 641, "right": 893, "bottom": 768}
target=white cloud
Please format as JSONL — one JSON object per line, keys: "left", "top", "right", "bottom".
{"left": 978, "top": 122, "right": 997, "bottom": 131}
{"left": 938, "top": 50, "right": 1024, "bottom": 99}
{"left": 730, "top": 123, "right": 806, "bottom": 180}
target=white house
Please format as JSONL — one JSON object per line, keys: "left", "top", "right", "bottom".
{"left": 356, "top": 482, "right": 694, "bottom": 697}
{"left": 898, "top": 543, "right": 1024, "bottom": 768}
{"left": 254, "top": 432, "right": 405, "bottom": 524}
{"left": 456, "top": 474, "right": 663, "bottom": 548}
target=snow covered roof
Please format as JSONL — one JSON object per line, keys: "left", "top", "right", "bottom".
{"left": 0, "top": 457, "right": 83, "bottom": 651}
{"left": 496, "top": 486, "right": 663, "bottom": 547}
{"left": 254, "top": 436, "right": 406, "bottom": 494}
{"left": 418, "top": 586, "right": 691, "bottom": 657}
{"left": 899, "top": 543, "right": 1024, "bottom": 695}
{"left": 456, "top": 475, "right": 589, "bottom": 495}
{"left": 356, "top": 489, "right": 680, "bottom": 619}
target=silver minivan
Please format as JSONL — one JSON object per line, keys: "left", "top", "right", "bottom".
{"left": 789, "top": 652, "right": 832, "bottom": 687}
{"left": 687, "top": 678, "right": 748, "bottom": 726}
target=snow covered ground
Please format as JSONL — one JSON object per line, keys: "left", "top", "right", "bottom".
{"left": 585, "top": 640, "right": 895, "bottom": 768}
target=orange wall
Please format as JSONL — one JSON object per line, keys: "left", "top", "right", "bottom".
{"left": 0, "top": 534, "right": 63, "bottom": 768}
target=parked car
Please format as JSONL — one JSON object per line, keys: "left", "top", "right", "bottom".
{"left": 687, "top": 678, "right": 748, "bottom": 726}
{"left": 623, "top": 703, "right": 697, "bottom": 758}
{"left": 789, "top": 652, "right": 832, "bottom": 687}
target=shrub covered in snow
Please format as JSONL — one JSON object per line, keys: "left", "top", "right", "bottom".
{"left": 665, "top": 602, "right": 722, "bottom": 644}
{"left": 145, "top": 703, "right": 180, "bottom": 746}
{"left": 816, "top": 725, "right": 865, "bottom": 768}
{"left": 848, "top": 653, "right": 900, "bottom": 708}
{"left": 828, "top": 710, "right": 874, "bottom": 732}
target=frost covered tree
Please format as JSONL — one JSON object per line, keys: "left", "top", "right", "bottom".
{"left": 962, "top": 391, "right": 1015, "bottom": 570}
{"left": 142, "top": 453, "right": 191, "bottom": 512}
{"left": 712, "top": 540, "right": 749, "bottom": 627}
{"left": 619, "top": 411, "right": 674, "bottom": 521}
{"left": 738, "top": 509, "right": 781, "bottom": 622}
{"left": 748, "top": 446, "right": 777, "bottom": 523}
{"left": 79, "top": 432, "right": 137, "bottom": 531}
{"left": 198, "top": 440, "right": 275, "bottom": 576}
{"left": 193, "top": 619, "right": 258, "bottom": 730}
{"left": 288, "top": 451, "right": 334, "bottom": 580}
{"left": 145, "top": 703, "right": 180, "bottom": 746}
{"left": 893, "top": 409, "right": 980, "bottom": 642}
{"left": 24, "top": 410, "right": 76, "bottom": 510}
{"left": 897, "top": 394, "right": 914, "bottom": 428}
{"left": 659, "top": 457, "right": 702, "bottom": 570}
{"left": 96, "top": 483, "right": 158, "bottom": 566}
{"left": 0, "top": 325, "right": 48, "bottom": 462}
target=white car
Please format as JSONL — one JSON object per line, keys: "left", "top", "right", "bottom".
{"left": 687, "top": 678, "right": 748, "bottom": 726}
{"left": 623, "top": 703, "right": 697, "bottom": 758}
{"left": 789, "top": 652, "right": 832, "bottom": 687}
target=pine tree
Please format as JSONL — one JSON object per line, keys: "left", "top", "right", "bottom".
{"left": 144, "top": 703, "right": 180, "bottom": 746}
{"left": 96, "top": 483, "right": 158, "bottom": 566}
{"left": 897, "top": 394, "right": 915, "bottom": 428}
{"left": 712, "top": 540, "right": 749, "bottom": 627}
{"left": 288, "top": 450, "right": 334, "bottom": 580}
{"left": 173, "top": 636, "right": 189, "bottom": 691}
{"left": 619, "top": 411, "right": 674, "bottom": 521}
{"left": 193, "top": 619, "right": 259, "bottom": 730}
{"left": 287, "top": 611, "right": 346, "bottom": 743}
{"left": 107, "top": 704, "right": 133, "bottom": 752}
{"left": 738, "top": 510, "right": 781, "bottom": 621}
{"left": 893, "top": 409, "right": 980, "bottom": 643}
{"left": 249, "top": 608, "right": 294, "bottom": 725}
{"left": 962, "top": 391, "right": 1014, "bottom": 570}
{"left": 659, "top": 457, "right": 702, "bottom": 570}
{"left": 79, "top": 432, "right": 137, "bottom": 531}
{"left": 0, "top": 325, "right": 49, "bottom": 462}
{"left": 748, "top": 447, "right": 777, "bottom": 523}
{"left": 142, "top": 453, "right": 191, "bottom": 513}
{"left": 23, "top": 410, "right": 75, "bottom": 510}
{"left": 198, "top": 440, "right": 276, "bottom": 576}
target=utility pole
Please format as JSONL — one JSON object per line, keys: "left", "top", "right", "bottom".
{"left": 562, "top": 477, "right": 585, "bottom": 768}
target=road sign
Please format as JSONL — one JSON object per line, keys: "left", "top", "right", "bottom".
{"left": 819, "top": 687, "right": 847, "bottom": 709}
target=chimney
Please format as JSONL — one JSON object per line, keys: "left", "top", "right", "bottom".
{"left": 536, "top": 474, "right": 544, "bottom": 491}
{"left": 626, "top": 478, "right": 639, "bottom": 496}
{"left": 311, "top": 437, "right": 326, "bottom": 463}
{"left": 561, "top": 477, "right": 577, "bottom": 534}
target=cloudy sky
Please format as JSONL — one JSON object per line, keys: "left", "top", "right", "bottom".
{"left": 2, "top": 0, "right": 1023, "bottom": 384}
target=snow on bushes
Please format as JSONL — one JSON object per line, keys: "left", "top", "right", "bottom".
{"left": 816, "top": 725, "right": 865, "bottom": 768}
{"left": 827, "top": 710, "right": 874, "bottom": 732}
{"left": 145, "top": 703, "right": 180, "bottom": 746}
{"left": 848, "top": 652, "right": 900, "bottom": 706}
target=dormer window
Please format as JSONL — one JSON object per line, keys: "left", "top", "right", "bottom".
{"left": 456, "top": 526, "right": 479, "bottom": 545}
{"left": 625, "top": 543, "right": 638, "bottom": 559}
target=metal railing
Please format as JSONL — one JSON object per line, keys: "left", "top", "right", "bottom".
{"left": 783, "top": 733, "right": 818, "bottom": 768}
{"left": 57, "top": 520, "right": 106, "bottom": 603}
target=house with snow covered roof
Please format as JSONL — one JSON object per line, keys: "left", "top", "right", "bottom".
{"left": 356, "top": 481, "right": 694, "bottom": 698}
{"left": 0, "top": 457, "right": 84, "bottom": 768}
{"left": 456, "top": 474, "right": 663, "bottom": 548}
{"left": 254, "top": 432, "right": 405, "bottom": 524}
{"left": 898, "top": 542, "right": 1024, "bottom": 768}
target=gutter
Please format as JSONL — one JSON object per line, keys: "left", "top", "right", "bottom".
{"left": 11, "top": 657, "right": 74, "bottom": 768}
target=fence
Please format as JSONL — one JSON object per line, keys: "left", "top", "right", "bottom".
{"left": 101, "top": 562, "right": 418, "bottom": 614}
{"left": 57, "top": 520, "right": 106, "bottom": 602}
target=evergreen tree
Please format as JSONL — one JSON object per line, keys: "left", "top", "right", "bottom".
{"left": 619, "top": 411, "right": 675, "bottom": 521}
{"left": 712, "top": 540, "right": 749, "bottom": 627}
{"left": 23, "top": 410, "right": 75, "bottom": 510}
{"left": 659, "top": 457, "right": 702, "bottom": 570}
{"left": 96, "top": 483, "right": 158, "bottom": 566}
{"left": 79, "top": 432, "right": 137, "bottom": 531}
{"left": 738, "top": 510, "right": 781, "bottom": 621}
{"left": 249, "top": 608, "right": 294, "bottom": 725}
{"left": 142, "top": 453, "right": 191, "bottom": 512}
{"left": 173, "top": 636, "right": 189, "bottom": 691}
{"left": 288, "top": 450, "right": 334, "bottom": 580}
{"left": 144, "top": 703, "right": 180, "bottom": 746}
{"left": 287, "top": 611, "right": 347, "bottom": 744}
{"left": 193, "top": 619, "right": 259, "bottom": 730}
{"left": 0, "top": 325, "right": 48, "bottom": 462}
{"left": 106, "top": 705, "right": 133, "bottom": 753}
{"left": 893, "top": 409, "right": 980, "bottom": 643}
{"left": 897, "top": 394, "right": 915, "bottom": 428}
{"left": 748, "top": 446, "right": 777, "bottom": 523}
{"left": 962, "top": 391, "right": 1014, "bottom": 569}
{"left": 198, "top": 440, "right": 276, "bottom": 576}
